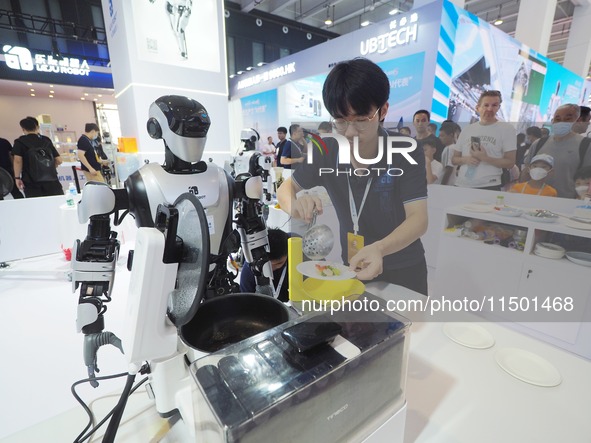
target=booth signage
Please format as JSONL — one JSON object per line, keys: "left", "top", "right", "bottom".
{"left": 360, "top": 12, "right": 419, "bottom": 56}
{"left": 2, "top": 45, "right": 91, "bottom": 77}
{"left": 236, "top": 62, "right": 296, "bottom": 91}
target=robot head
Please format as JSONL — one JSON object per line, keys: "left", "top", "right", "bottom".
{"left": 240, "top": 128, "right": 259, "bottom": 151}
{"left": 147, "top": 95, "right": 210, "bottom": 163}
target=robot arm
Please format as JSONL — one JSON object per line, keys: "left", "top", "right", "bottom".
{"left": 233, "top": 174, "right": 274, "bottom": 296}
{"left": 72, "top": 182, "right": 129, "bottom": 386}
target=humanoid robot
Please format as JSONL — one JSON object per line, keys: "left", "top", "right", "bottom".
{"left": 71, "top": 96, "right": 275, "bottom": 440}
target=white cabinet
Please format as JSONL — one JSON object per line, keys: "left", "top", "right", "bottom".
{"left": 434, "top": 206, "right": 591, "bottom": 359}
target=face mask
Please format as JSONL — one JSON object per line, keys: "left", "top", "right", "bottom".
{"left": 576, "top": 185, "right": 589, "bottom": 197}
{"left": 529, "top": 167, "right": 548, "bottom": 180}
{"left": 552, "top": 122, "right": 573, "bottom": 137}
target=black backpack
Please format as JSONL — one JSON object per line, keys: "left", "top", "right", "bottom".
{"left": 530, "top": 136, "right": 591, "bottom": 170}
{"left": 20, "top": 137, "right": 57, "bottom": 182}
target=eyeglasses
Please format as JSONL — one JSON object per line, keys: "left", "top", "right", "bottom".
{"left": 332, "top": 107, "right": 381, "bottom": 133}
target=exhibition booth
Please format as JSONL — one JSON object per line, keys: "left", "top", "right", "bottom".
{"left": 1, "top": 0, "right": 591, "bottom": 442}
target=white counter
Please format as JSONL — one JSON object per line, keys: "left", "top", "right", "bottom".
{"left": 1, "top": 264, "right": 590, "bottom": 442}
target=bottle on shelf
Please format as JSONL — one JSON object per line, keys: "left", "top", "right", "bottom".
{"left": 66, "top": 182, "right": 77, "bottom": 207}
{"left": 494, "top": 195, "right": 505, "bottom": 210}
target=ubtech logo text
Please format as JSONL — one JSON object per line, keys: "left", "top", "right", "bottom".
{"left": 3, "top": 45, "right": 34, "bottom": 71}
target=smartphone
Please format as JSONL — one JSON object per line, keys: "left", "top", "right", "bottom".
{"left": 471, "top": 136, "right": 481, "bottom": 151}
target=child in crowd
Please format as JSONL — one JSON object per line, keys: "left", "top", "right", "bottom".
{"left": 510, "top": 153, "right": 557, "bottom": 197}
{"left": 424, "top": 139, "right": 443, "bottom": 184}
{"left": 574, "top": 166, "right": 591, "bottom": 200}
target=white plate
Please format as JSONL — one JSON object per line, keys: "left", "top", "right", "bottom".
{"left": 563, "top": 218, "right": 591, "bottom": 230}
{"left": 463, "top": 203, "right": 493, "bottom": 213}
{"left": 495, "top": 348, "right": 562, "bottom": 387}
{"left": 442, "top": 323, "right": 495, "bottom": 349}
{"left": 496, "top": 207, "right": 523, "bottom": 217}
{"left": 565, "top": 251, "right": 591, "bottom": 266}
{"left": 522, "top": 213, "right": 558, "bottom": 223}
{"left": 533, "top": 250, "right": 564, "bottom": 259}
{"left": 296, "top": 261, "right": 357, "bottom": 280}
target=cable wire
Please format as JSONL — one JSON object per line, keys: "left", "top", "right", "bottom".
{"left": 71, "top": 372, "right": 148, "bottom": 443}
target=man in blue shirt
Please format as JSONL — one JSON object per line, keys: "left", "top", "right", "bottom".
{"left": 277, "top": 58, "right": 428, "bottom": 295}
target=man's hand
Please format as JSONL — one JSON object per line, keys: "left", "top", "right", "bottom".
{"left": 91, "top": 169, "right": 100, "bottom": 176}
{"left": 471, "top": 148, "right": 488, "bottom": 162}
{"left": 291, "top": 193, "right": 323, "bottom": 223}
{"left": 464, "top": 156, "right": 480, "bottom": 166}
{"left": 349, "top": 243, "right": 383, "bottom": 280}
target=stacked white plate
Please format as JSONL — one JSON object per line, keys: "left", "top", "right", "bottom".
{"left": 533, "top": 242, "right": 566, "bottom": 259}
{"left": 565, "top": 251, "right": 591, "bottom": 266}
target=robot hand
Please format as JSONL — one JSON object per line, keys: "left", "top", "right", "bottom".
{"left": 83, "top": 332, "right": 124, "bottom": 388}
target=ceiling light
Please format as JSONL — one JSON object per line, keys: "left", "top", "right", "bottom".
{"left": 246, "top": 66, "right": 253, "bottom": 71}
{"left": 81, "top": 97, "right": 85, "bottom": 100}
{"left": 493, "top": 5, "right": 503, "bottom": 26}
{"left": 98, "top": 94, "right": 102, "bottom": 97}
{"left": 27, "top": 82, "right": 32, "bottom": 86}
{"left": 361, "top": 20, "right": 371, "bottom": 27}
{"left": 324, "top": 5, "right": 332, "bottom": 25}
{"left": 229, "top": 74, "right": 236, "bottom": 78}
{"left": 50, "top": 90, "right": 54, "bottom": 93}
{"left": 84, "top": 93, "right": 89, "bottom": 96}
{"left": 30, "top": 93, "right": 35, "bottom": 96}
{"left": 237, "top": 70, "right": 244, "bottom": 75}
{"left": 389, "top": 8, "right": 399, "bottom": 15}
{"left": 49, "top": 95, "right": 53, "bottom": 98}
{"left": 50, "top": 85, "right": 54, "bottom": 87}
{"left": 30, "top": 89, "right": 34, "bottom": 92}
{"left": 256, "top": 62, "right": 267, "bottom": 67}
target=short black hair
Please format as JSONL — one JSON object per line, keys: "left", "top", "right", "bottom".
{"left": 413, "top": 109, "right": 431, "bottom": 120}
{"left": 322, "top": 58, "right": 389, "bottom": 119}
{"left": 439, "top": 121, "right": 457, "bottom": 135}
{"left": 289, "top": 124, "right": 300, "bottom": 136}
{"left": 267, "top": 228, "right": 289, "bottom": 260}
{"left": 526, "top": 126, "right": 542, "bottom": 138}
{"left": 318, "top": 121, "right": 332, "bottom": 132}
{"left": 580, "top": 106, "right": 591, "bottom": 119}
{"left": 277, "top": 126, "right": 287, "bottom": 134}
{"left": 85, "top": 123, "right": 99, "bottom": 133}
{"left": 20, "top": 117, "right": 38, "bottom": 131}
{"left": 574, "top": 166, "right": 591, "bottom": 181}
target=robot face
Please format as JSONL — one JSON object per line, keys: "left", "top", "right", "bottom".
{"left": 147, "top": 95, "right": 211, "bottom": 163}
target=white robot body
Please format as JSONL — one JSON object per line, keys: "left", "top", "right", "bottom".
{"left": 123, "top": 228, "right": 179, "bottom": 365}
{"left": 127, "top": 162, "right": 230, "bottom": 255}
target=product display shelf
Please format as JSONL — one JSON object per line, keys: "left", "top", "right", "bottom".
{"left": 435, "top": 205, "right": 591, "bottom": 360}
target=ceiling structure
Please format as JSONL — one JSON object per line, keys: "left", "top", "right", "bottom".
{"left": 0, "top": 78, "right": 117, "bottom": 106}
{"left": 1, "top": 0, "right": 587, "bottom": 104}
{"left": 233, "top": 0, "right": 588, "bottom": 73}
